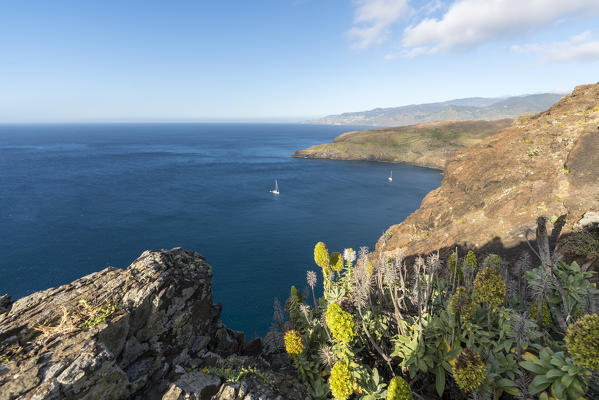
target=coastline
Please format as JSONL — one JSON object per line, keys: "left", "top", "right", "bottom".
{"left": 292, "top": 119, "right": 512, "bottom": 171}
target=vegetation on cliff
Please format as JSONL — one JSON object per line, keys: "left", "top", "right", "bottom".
{"left": 293, "top": 119, "right": 512, "bottom": 170}
{"left": 376, "top": 83, "right": 599, "bottom": 263}
{"left": 282, "top": 219, "right": 599, "bottom": 399}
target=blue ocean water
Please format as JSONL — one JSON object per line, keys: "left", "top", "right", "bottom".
{"left": 0, "top": 123, "right": 442, "bottom": 336}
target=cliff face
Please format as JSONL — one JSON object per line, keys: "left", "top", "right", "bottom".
{"left": 376, "top": 83, "right": 599, "bottom": 262}
{"left": 293, "top": 119, "right": 512, "bottom": 170}
{"left": 0, "top": 248, "right": 305, "bottom": 400}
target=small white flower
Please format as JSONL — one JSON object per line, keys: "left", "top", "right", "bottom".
{"left": 343, "top": 248, "right": 356, "bottom": 263}
{"left": 306, "top": 270, "right": 317, "bottom": 288}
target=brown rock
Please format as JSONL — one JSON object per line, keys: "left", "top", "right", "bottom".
{"left": 376, "top": 83, "right": 599, "bottom": 265}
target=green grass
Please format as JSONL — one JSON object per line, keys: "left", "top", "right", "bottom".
{"left": 294, "top": 119, "right": 512, "bottom": 169}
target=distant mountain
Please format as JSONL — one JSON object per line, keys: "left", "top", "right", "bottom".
{"left": 305, "top": 93, "right": 564, "bottom": 126}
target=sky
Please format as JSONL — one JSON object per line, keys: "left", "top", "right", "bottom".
{"left": 1, "top": 0, "right": 599, "bottom": 122}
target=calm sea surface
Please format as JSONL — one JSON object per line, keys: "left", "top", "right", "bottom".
{"left": 0, "top": 123, "right": 442, "bottom": 336}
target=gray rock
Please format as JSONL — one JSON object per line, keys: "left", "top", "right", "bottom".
{"left": 0, "top": 295, "right": 10, "bottom": 314}
{"left": 0, "top": 248, "right": 230, "bottom": 400}
{"left": 0, "top": 247, "right": 307, "bottom": 400}
{"left": 161, "top": 372, "right": 221, "bottom": 400}
{"left": 575, "top": 211, "right": 599, "bottom": 229}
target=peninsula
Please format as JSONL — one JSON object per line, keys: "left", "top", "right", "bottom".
{"left": 293, "top": 119, "right": 512, "bottom": 170}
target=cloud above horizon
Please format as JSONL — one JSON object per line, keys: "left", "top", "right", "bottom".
{"left": 348, "top": 0, "right": 409, "bottom": 49}
{"left": 510, "top": 31, "right": 599, "bottom": 62}
{"left": 348, "top": 0, "right": 599, "bottom": 61}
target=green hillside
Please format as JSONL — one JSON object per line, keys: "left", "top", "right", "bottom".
{"left": 293, "top": 119, "right": 512, "bottom": 170}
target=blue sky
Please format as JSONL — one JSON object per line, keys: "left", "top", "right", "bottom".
{"left": 1, "top": 0, "right": 598, "bottom": 122}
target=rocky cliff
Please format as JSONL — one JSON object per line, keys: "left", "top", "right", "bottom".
{"left": 293, "top": 119, "right": 512, "bottom": 170}
{"left": 0, "top": 248, "right": 305, "bottom": 400}
{"left": 376, "top": 83, "right": 599, "bottom": 265}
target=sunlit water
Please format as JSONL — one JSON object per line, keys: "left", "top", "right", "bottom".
{"left": 0, "top": 123, "right": 442, "bottom": 336}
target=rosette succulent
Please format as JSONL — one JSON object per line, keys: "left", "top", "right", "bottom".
{"left": 449, "top": 286, "right": 477, "bottom": 322}
{"left": 386, "top": 376, "right": 413, "bottom": 400}
{"left": 473, "top": 267, "right": 506, "bottom": 307}
{"left": 452, "top": 348, "right": 488, "bottom": 392}
{"left": 565, "top": 313, "right": 599, "bottom": 370}
{"left": 325, "top": 303, "right": 356, "bottom": 344}
{"left": 329, "top": 361, "right": 353, "bottom": 400}
{"left": 284, "top": 329, "right": 304, "bottom": 356}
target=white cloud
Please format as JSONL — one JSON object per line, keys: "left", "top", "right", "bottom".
{"left": 348, "top": 0, "right": 409, "bottom": 49}
{"left": 401, "top": 0, "right": 599, "bottom": 54}
{"left": 510, "top": 31, "right": 599, "bottom": 62}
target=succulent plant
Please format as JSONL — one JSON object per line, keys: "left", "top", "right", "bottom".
{"left": 314, "top": 242, "right": 330, "bottom": 269}
{"left": 482, "top": 254, "right": 501, "bottom": 270}
{"left": 473, "top": 266, "right": 506, "bottom": 307}
{"left": 325, "top": 303, "right": 356, "bottom": 344}
{"left": 565, "top": 313, "right": 599, "bottom": 370}
{"left": 464, "top": 250, "right": 477, "bottom": 271}
{"left": 447, "top": 251, "right": 463, "bottom": 284}
{"left": 329, "top": 361, "right": 353, "bottom": 400}
{"left": 530, "top": 299, "right": 551, "bottom": 327}
{"left": 386, "top": 376, "right": 413, "bottom": 400}
{"left": 284, "top": 329, "right": 304, "bottom": 356}
{"left": 330, "top": 252, "right": 344, "bottom": 273}
{"left": 449, "top": 286, "right": 477, "bottom": 322}
{"left": 452, "top": 348, "right": 488, "bottom": 392}
{"left": 291, "top": 286, "right": 303, "bottom": 304}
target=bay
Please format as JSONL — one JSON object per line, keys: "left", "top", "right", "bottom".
{"left": 0, "top": 123, "right": 442, "bottom": 336}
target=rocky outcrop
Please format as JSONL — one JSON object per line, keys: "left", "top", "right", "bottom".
{"left": 0, "top": 248, "right": 305, "bottom": 400}
{"left": 376, "top": 83, "right": 599, "bottom": 264}
{"left": 293, "top": 119, "right": 512, "bottom": 170}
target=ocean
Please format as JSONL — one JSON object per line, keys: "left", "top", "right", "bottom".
{"left": 0, "top": 123, "right": 442, "bottom": 336}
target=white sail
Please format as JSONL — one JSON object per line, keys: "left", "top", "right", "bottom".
{"left": 388, "top": 171, "right": 393, "bottom": 182}
{"left": 270, "top": 179, "right": 279, "bottom": 195}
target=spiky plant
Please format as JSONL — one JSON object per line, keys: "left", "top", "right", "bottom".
{"left": 565, "top": 313, "right": 599, "bottom": 370}
{"left": 284, "top": 329, "right": 304, "bottom": 356}
{"left": 450, "top": 286, "right": 477, "bottom": 322}
{"left": 465, "top": 250, "right": 477, "bottom": 271}
{"left": 329, "top": 361, "right": 353, "bottom": 400}
{"left": 453, "top": 348, "right": 488, "bottom": 392}
{"left": 314, "top": 242, "right": 330, "bottom": 269}
{"left": 330, "top": 252, "right": 344, "bottom": 273}
{"left": 473, "top": 266, "right": 506, "bottom": 308}
{"left": 386, "top": 376, "right": 413, "bottom": 400}
{"left": 530, "top": 299, "right": 551, "bottom": 327}
{"left": 325, "top": 303, "right": 356, "bottom": 344}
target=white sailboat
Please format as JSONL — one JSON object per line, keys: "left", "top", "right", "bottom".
{"left": 270, "top": 179, "right": 280, "bottom": 195}
{"left": 388, "top": 171, "right": 393, "bottom": 182}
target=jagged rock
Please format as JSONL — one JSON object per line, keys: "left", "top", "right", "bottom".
{"left": 211, "top": 374, "right": 308, "bottom": 400}
{"left": 377, "top": 83, "right": 599, "bottom": 265}
{"left": 0, "top": 295, "right": 10, "bottom": 314}
{"left": 161, "top": 372, "right": 221, "bottom": 400}
{"left": 0, "top": 248, "right": 306, "bottom": 400}
{"left": 211, "top": 326, "right": 245, "bottom": 357}
{"left": 0, "top": 248, "right": 243, "bottom": 400}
